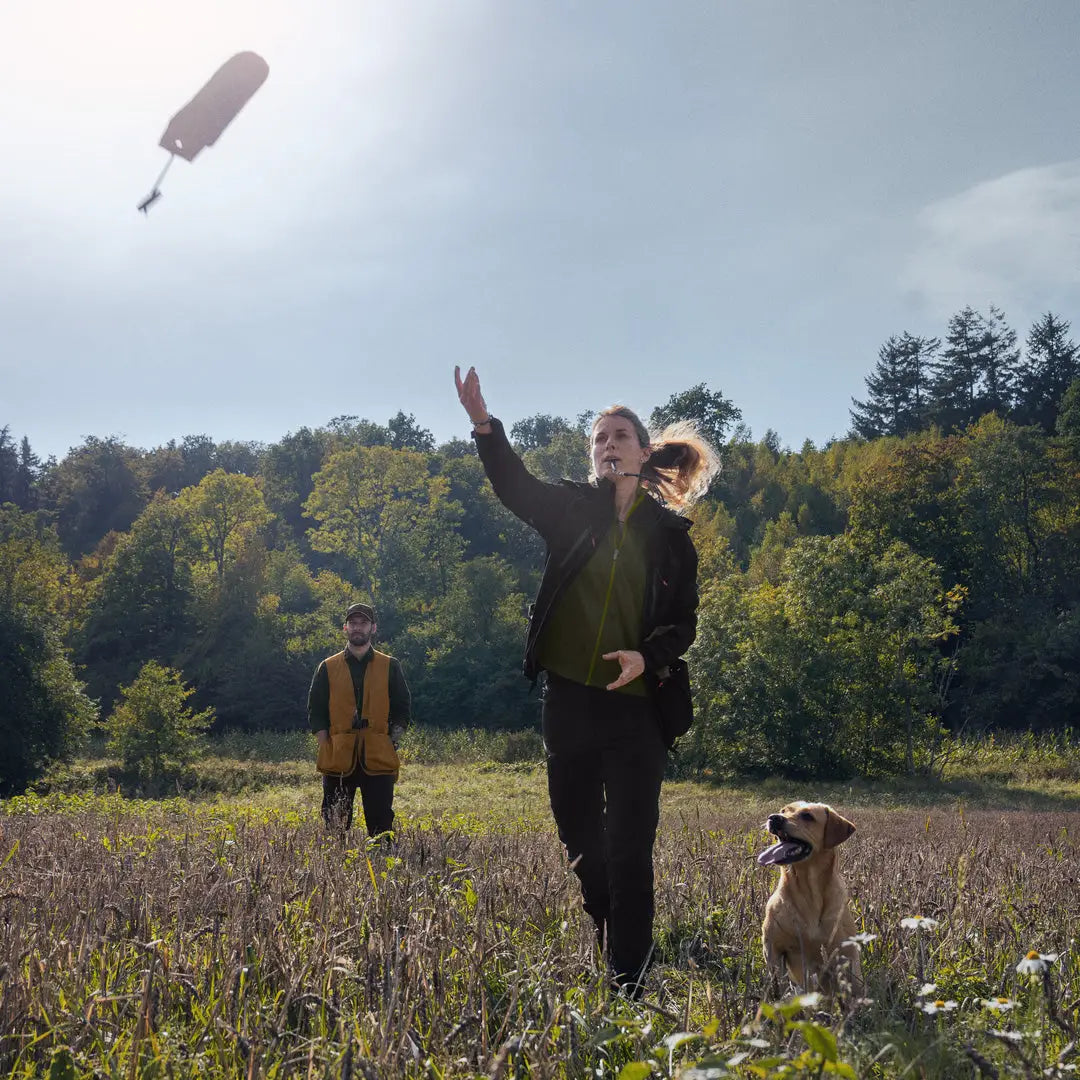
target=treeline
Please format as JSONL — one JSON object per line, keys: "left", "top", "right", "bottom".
{"left": 849, "top": 307, "right": 1078, "bottom": 439}
{"left": 3, "top": 305, "right": 1080, "bottom": 792}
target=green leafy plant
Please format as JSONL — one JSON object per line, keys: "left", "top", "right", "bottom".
{"left": 105, "top": 661, "right": 213, "bottom": 786}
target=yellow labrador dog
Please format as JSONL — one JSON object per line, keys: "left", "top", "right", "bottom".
{"left": 757, "top": 801, "right": 862, "bottom": 996}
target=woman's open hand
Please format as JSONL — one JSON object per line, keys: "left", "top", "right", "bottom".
{"left": 602, "top": 649, "right": 645, "bottom": 690}
{"left": 454, "top": 365, "right": 490, "bottom": 427}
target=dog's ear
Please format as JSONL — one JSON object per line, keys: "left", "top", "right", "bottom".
{"left": 823, "top": 807, "right": 856, "bottom": 848}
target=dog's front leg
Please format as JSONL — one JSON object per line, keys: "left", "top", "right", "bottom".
{"left": 785, "top": 949, "right": 807, "bottom": 994}
{"left": 757, "top": 941, "right": 789, "bottom": 1026}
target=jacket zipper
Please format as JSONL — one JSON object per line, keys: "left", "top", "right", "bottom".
{"left": 585, "top": 493, "right": 644, "bottom": 686}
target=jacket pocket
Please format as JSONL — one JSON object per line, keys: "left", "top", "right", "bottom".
{"left": 651, "top": 657, "right": 694, "bottom": 751}
{"left": 316, "top": 731, "right": 360, "bottom": 776}
{"left": 360, "top": 731, "right": 401, "bottom": 776}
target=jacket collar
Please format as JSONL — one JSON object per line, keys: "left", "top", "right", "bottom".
{"left": 560, "top": 475, "right": 692, "bottom": 532}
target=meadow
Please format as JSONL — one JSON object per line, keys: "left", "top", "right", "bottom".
{"left": 1, "top": 731, "right": 1079, "bottom": 1078}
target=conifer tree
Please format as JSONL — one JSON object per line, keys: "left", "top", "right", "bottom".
{"left": 931, "top": 306, "right": 984, "bottom": 430}
{"left": 931, "top": 306, "right": 1021, "bottom": 430}
{"left": 0, "top": 427, "right": 17, "bottom": 505}
{"left": 978, "top": 305, "right": 1021, "bottom": 417}
{"left": 1016, "top": 312, "right": 1080, "bottom": 431}
{"left": 15, "top": 436, "right": 40, "bottom": 510}
{"left": 850, "top": 333, "right": 939, "bottom": 438}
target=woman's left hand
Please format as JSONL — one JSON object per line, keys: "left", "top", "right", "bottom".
{"left": 602, "top": 649, "right": 645, "bottom": 690}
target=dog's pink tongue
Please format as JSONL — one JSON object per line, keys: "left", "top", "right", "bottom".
{"left": 757, "top": 841, "right": 801, "bottom": 866}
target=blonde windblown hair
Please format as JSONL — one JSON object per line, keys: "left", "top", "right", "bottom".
{"left": 590, "top": 405, "right": 721, "bottom": 511}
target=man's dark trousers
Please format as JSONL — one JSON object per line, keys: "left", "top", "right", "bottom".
{"left": 322, "top": 767, "right": 395, "bottom": 837}
{"left": 542, "top": 673, "right": 667, "bottom": 988}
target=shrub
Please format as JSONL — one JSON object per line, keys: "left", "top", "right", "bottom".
{"left": 0, "top": 608, "right": 97, "bottom": 795}
{"left": 106, "top": 661, "right": 213, "bottom": 785}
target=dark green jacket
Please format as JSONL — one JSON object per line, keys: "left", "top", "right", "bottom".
{"left": 473, "top": 418, "right": 699, "bottom": 685}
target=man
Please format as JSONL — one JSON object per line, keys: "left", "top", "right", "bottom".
{"left": 308, "top": 602, "right": 411, "bottom": 837}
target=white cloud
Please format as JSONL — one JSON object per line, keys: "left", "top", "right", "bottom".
{"left": 902, "top": 161, "right": 1080, "bottom": 322}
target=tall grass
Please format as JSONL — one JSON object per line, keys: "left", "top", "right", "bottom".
{"left": 1, "top": 793, "right": 1077, "bottom": 1077}
{"left": 50, "top": 727, "right": 1080, "bottom": 795}
{"left": 942, "top": 728, "right": 1080, "bottom": 782}
{"left": 206, "top": 726, "right": 545, "bottom": 766}
{"left": 34, "top": 727, "right": 548, "bottom": 801}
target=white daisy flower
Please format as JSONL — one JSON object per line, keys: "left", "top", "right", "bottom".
{"left": 900, "top": 916, "right": 940, "bottom": 931}
{"left": 990, "top": 1029, "right": 1026, "bottom": 1044}
{"left": 980, "top": 997, "right": 1016, "bottom": 1012}
{"left": 1016, "top": 950, "right": 1059, "bottom": 977}
{"left": 841, "top": 932, "right": 878, "bottom": 948}
{"left": 920, "top": 999, "right": 958, "bottom": 1015}
{"left": 917, "top": 982, "right": 938, "bottom": 997}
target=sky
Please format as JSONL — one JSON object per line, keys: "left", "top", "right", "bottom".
{"left": 5, "top": 0, "right": 1080, "bottom": 463}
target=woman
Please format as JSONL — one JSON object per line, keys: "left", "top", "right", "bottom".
{"left": 454, "top": 365, "right": 719, "bottom": 996}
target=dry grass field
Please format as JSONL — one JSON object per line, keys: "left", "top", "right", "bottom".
{"left": 2, "top": 750, "right": 1079, "bottom": 1078}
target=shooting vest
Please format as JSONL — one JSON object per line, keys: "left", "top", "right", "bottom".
{"left": 315, "top": 649, "right": 400, "bottom": 778}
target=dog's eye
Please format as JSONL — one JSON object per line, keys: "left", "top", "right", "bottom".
{"left": 798, "top": 810, "right": 815, "bottom": 822}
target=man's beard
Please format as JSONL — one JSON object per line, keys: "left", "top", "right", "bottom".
{"left": 348, "top": 631, "right": 371, "bottom": 647}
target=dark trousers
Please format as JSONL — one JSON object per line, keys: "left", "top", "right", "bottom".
{"left": 542, "top": 673, "right": 667, "bottom": 986}
{"left": 321, "top": 767, "right": 396, "bottom": 838}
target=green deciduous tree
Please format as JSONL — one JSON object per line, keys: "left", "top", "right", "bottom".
{"left": 388, "top": 411, "right": 435, "bottom": 452}
{"left": 260, "top": 427, "right": 329, "bottom": 544}
{"left": 952, "top": 414, "right": 1057, "bottom": 606}
{"left": 0, "top": 504, "right": 71, "bottom": 619}
{"left": 391, "top": 556, "right": 532, "bottom": 729}
{"left": 262, "top": 546, "right": 355, "bottom": 663}
{"left": 850, "top": 417, "right": 1061, "bottom": 616}
{"left": 649, "top": 383, "right": 741, "bottom": 450}
{"left": 79, "top": 492, "right": 196, "bottom": 706}
{"left": 106, "top": 661, "right": 214, "bottom": 785}
{"left": 710, "top": 431, "right": 847, "bottom": 565}
{"left": 0, "top": 505, "right": 96, "bottom": 793}
{"left": 43, "top": 436, "right": 148, "bottom": 558}
{"left": 0, "top": 608, "right": 97, "bottom": 794}
{"left": 847, "top": 429, "right": 967, "bottom": 592}
{"left": 747, "top": 512, "right": 798, "bottom": 586}
{"left": 687, "top": 535, "right": 958, "bottom": 779}
{"left": 510, "top": 414, "right": 578, "bottom": 452}
{"left": 436, "top": 454, "right": 543, "bottom": 591}
{"left": 1056, "top": 376, "right": 1080, "bottom": 447}
{"left": 522, "top": 430, "right": 590, "bottom": 483}
{"left": 324, "top": 415, "right": 391, "bottom": 450}
{"left": 176, "top": 469, "right": 271, "bottom": 582}
{"left": 304, "top": 446, "right": 464, "bottom": 615}
{"left": 959, "top": 599, "right": 1080, "bottom": 733}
